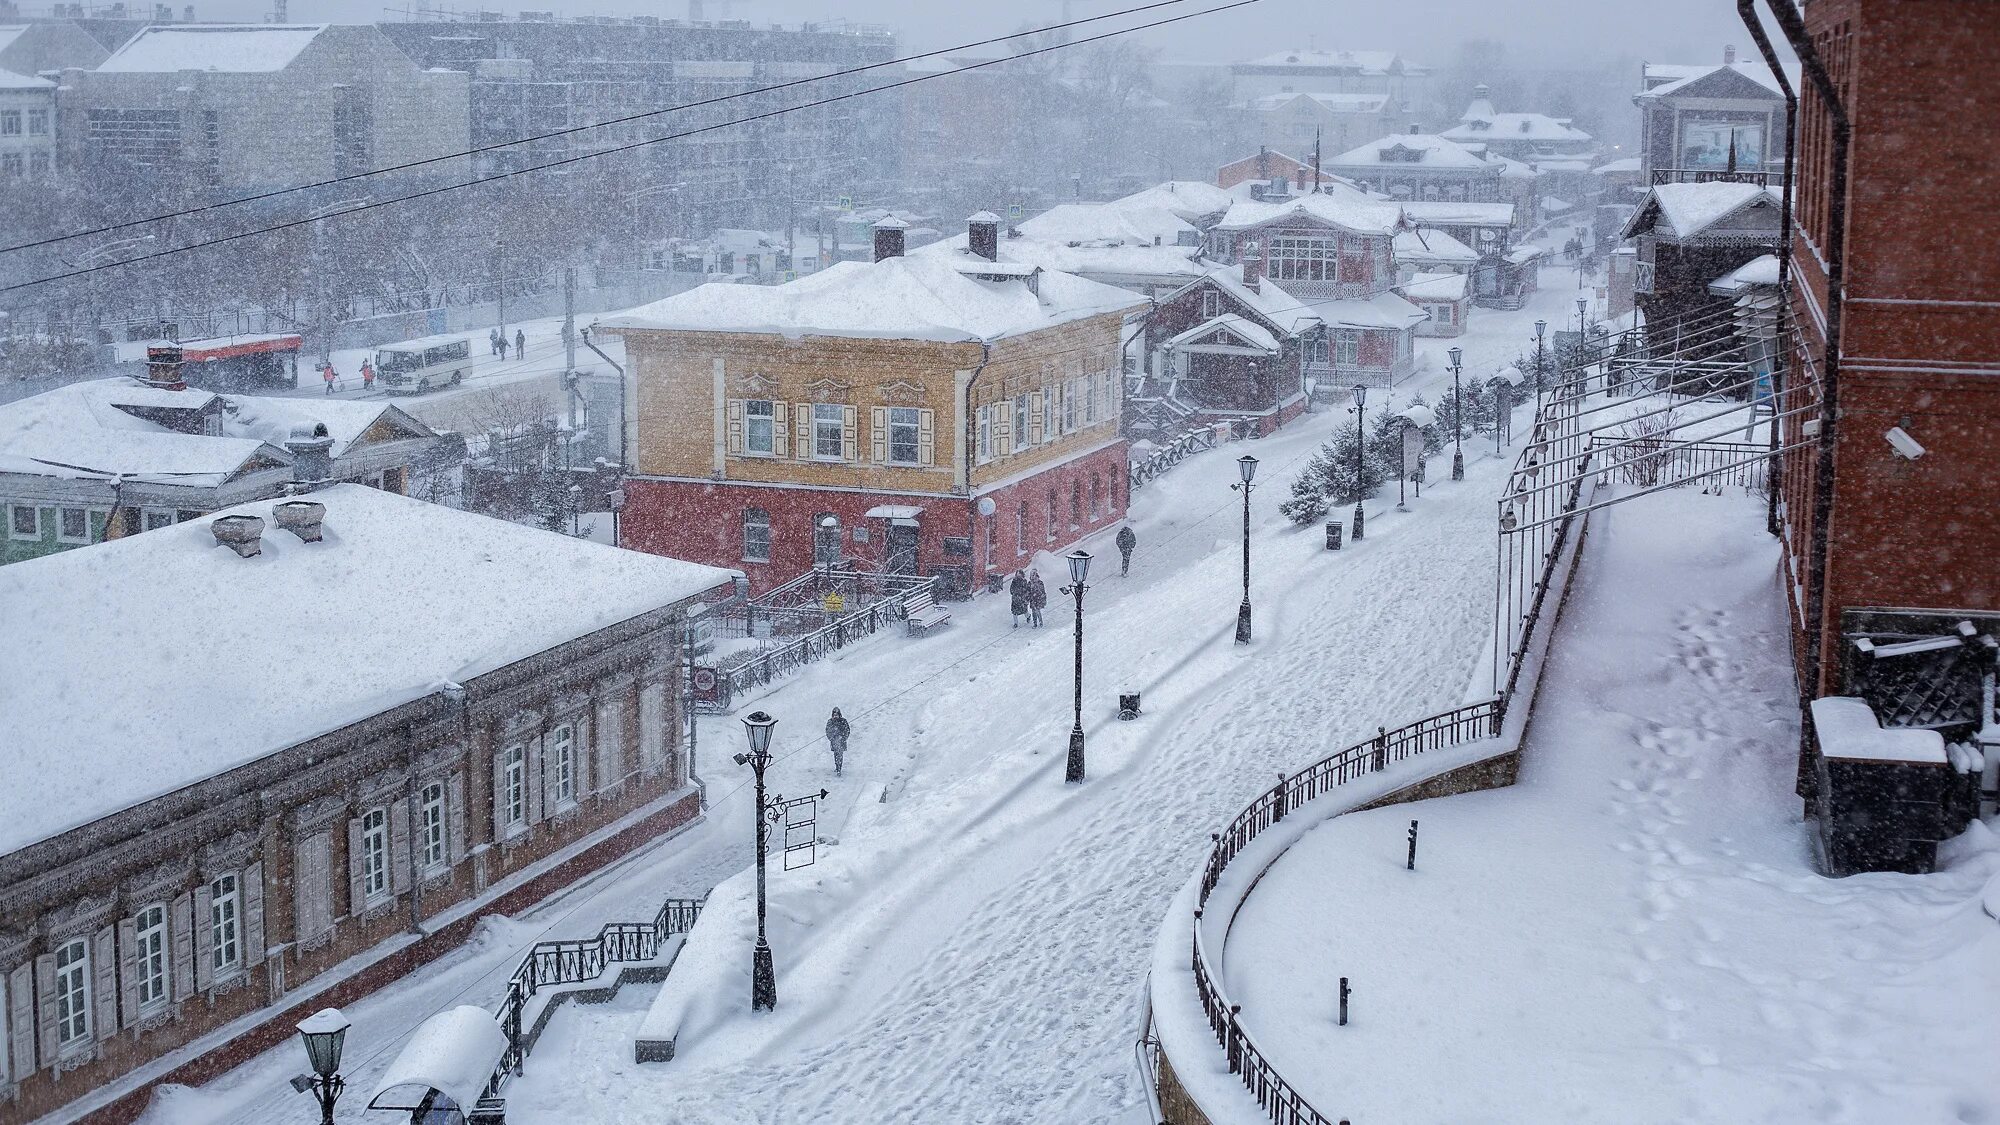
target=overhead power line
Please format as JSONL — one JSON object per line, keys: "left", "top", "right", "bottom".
{"left": 0, "top": 0, "right": 1260, "bottom": 297}
{"left": 0, "top": 0, "right": 1213, "bottom": 257}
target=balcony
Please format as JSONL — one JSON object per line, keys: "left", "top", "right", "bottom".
{"left": 1648, "top": 166, "right": 1778, "bottom": 187}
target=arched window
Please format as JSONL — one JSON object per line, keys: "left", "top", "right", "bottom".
{"left": 1045, "top": 490, "right": 1058, "bottom": 541}
{"left": 1015, "top": 500, "right": 1027, "bottom": 555}
{"left": 1089, "top": 476, "right": 1103, "bottom": 521}
{"left": 1071, "top": 482, "right": 1084, "bottom": 529}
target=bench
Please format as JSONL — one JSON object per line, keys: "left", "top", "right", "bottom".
{"left": 904, "top": 587, "right": 952, "bottom": 636}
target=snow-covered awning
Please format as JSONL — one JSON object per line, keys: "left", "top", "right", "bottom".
{"left": 368, "top": 1006, "right": 508, "bottom": 1113}
{"left": 864, "top": 505, "right": 923, "bottom": 523}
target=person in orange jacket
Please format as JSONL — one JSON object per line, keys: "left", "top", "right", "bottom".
{"left": 360, "top": 359, "right": 375, "bottom": 390}
{"left": 321, "top": 362, "right": 337, "bottom": 395}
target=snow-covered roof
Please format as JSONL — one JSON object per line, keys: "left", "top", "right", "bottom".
{"left": 98, "top": 24, "right": 329, "bottom": 73}
{"left": 1401, "top": 271, "right": 1468, "bottom": 302}
{"left": 1593, "top": 156, "right": 1642, "bottom": 175}
{"left": 1626, "top": 181, "right": 1781, "bottom": 241}
{"left": 1708, "top": 253, "right": 1783, "bottom": 295}
{"left": 1241, "top": 91, "right": 1392, "bottom": 114}
{"left": 1394, "top": 227, "right": 1479, "bottom": 265}
{"left": 1216, "top": 183, "right": 1406, "bottom": 238}
{"left": 369, "top": 1006, "right": 510, "bottom": 1112}
{"left": 1236, "top": 48, "right": 1423, "bottom": 76}
{"left": 1198, "top": 269, "right": 1323, "bottom": 336}
{"left": 1442, "top": 114, "right": 1592, "bottom": 145}
{"left": 1398, "top": 200, "right": 1515, "bottom": 229}
{"left": 220, "top": 395, "right": 431, "bottom": 460}
{"left": 1327, "top": 133, "right": 1494, "bottom": 171}
{"left": 1638, "top": 61, "right": 1783, "bottom": 100}
{"left": 0, "top": 65, "right": 51, "bottom": 89}
{"left": 1810, "top": 697, "right": 1947, "bottom": 765}
{"left": 599, "top": 255, "right": 1145, "bottom": 344}
{"left": 0, "top": 485, "right": 738, "bottom": 855}
{"left": 1162, "top": 314, "right": 1282, "bottom": 354}
{"left": 1315, "top": 290, "right": 1429, "bottom": 331}
{"left": 1109, "top": 181, "right": 1236, "bottom": 224}
{"left": 0, "top": 380, "right": 279, "bottom": 486}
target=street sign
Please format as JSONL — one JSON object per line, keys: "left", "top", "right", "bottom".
{"left": 838, "top": 195, "right": 853, "bottom": 211}
{"left": 1401, "top": 423, "right": 1426, "bottom": 476}
{"left": 779, "top": 790, "right": 828, "bottom": 871}
{"left": 1007, "top": 203, "right": 1023, "bottom": 219}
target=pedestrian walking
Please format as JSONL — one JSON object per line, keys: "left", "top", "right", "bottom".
{"left": 1115, "top": 525, "right": 1137, "bottom": 576}
{"left": 359, "top": 358, "right": 375, "bottom": 391}
{"left": 825, "top": 708, "right": 851, "bottom": 777}
{"left": 514, "top": 329, "right": 526, "bottom": 360}
{"left": 321, "top": 362, "right": 336, "bottom": 395}
{"left": 1009, "top": 570, "right": 1030, "bottom": 629}
{"left": 1027, "top": 569, "right": 1047, "bottom": 627}
{"left": 489, "top": 328, "right": 502, "bottom": 357}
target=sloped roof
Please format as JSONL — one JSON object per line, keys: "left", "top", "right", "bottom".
{"left": 1315, "top": 290, "right": 1430, "bottom": 331}
{"left": 221, "top": 396, "right": 434, "bottom": 460}
{"left": 1394, "top": 227, "right": 1479, "bottom": 264}
{"left": 1163, "top": 314, "right": 1282, "bottom": 354}
{"left": 0, "top": 65, "right": 51, "bottom": 90}
{"left": 601, "top": 255, "right": 1146, "bottom": 343}
{"left": 1216, "top": 183, "right": 1407, "bottom": 237}
{"left": 1401, "top": 271, "right": 1469, "bottom": 301}
{"left": 1236, "top": 48, "right": 1423, "bottom": 76}
{"left": 0, "top": 380, "right": 279, "bottom": 486}
{"left": 1241, "top": 91, "right": 1393, "bottom": 114}
{"left": 1109, "top": 180, "right": 1236, "bottom": 223}
{"left": 1638, "top": 61, "right": 1783, "bottom": 101}
{"left": 98, "top": 24, "right": 328, "bottom": 73}
{"left": 1442, "top": 113, "right": 1592, "bottom": 145}
{"left": 913, "top": 202, "right": 1205, "bottom": 281}
{"left": 1398, "top": 200, "right": 1515, "bottom": 228}
{"left": 1172, "top": 268, "right": 1323, "bottom": 337}
{"left": 1328, "top": 133, "right": 1494, "bottom": 171}
{"left": 1625, "top": 181, "right": 1782, "bottom": 241}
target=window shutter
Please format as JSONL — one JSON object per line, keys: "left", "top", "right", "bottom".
{"left": 870, "top": 407, "right": 887, "bottom": 464}
{"left": 447, "top": 772, "right": 467, "bottom": 864}
{"left": 388, "top": 800, "right": 412, "bottom": 896}
{"left": 1050, "top": 384, "right": 1064, "bottom": 436}
{"left": 595, "top": 700, "right": 622, "bottom": 793}
{"left": 638, "top": 682, "right": 666, "bottom": 771}
{"left": 529, "top": 734, "right": 548, "bottom": 824}
{"left": 295, "top": 833, "right": 330, "bottom": 943}
{"left": 841, "top": 405, "right": 858, "bottom": 461}
{"left": 793, "top": 402, "right": 811, "bottom": 459}
{"left": 994, "top": 403, "right": 1012, "bottom": 455}
{"left": 34, "top": 954, "right": 55, "bottom": 1068}
{"left": 347, "top": 818, "right": 366, "bottom": 915}
{"left": 917, "top": 409, "right": 936, "bottom": 466}
{"left": 193, "top": 883, "right": 214, "bottom": 992}
{"left": 9, "top": 963, "right": 32, "bottom": 1079}
{"left": 117, "top": 916, "right": 139, "bottom": 1030}
{"left": 170, "top": 893, "right": 194, "bottom": 1001}
{"left": 242, "top": 861, "right": 265, "bottom": 969}
{"left": 92, "top": 927, "right": 116, "bottom": 1043}
{"left": 770, "top": 402, "right": 788, "bottom": 456}
{"left": 491, "top": 747, "right": 509, "bottom": 839}
{"left": 725, "top": 399, "right": 744, "bottom": 454}
{"left": 1028, "top": 393, "right": 1043, "bottom": 444}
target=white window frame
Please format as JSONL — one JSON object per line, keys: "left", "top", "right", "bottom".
{"left": 8, "top": 504, "right": 39, "bottom": 540}
{"left": 135, "top": 903, "right": 169, "bottom": 1009}
{"left": 742, "top": 507, "right": 771, "bottom": 563}
{"left": 887, "top": 407, "right": 921, "bottom": 466}
{"left": 551, "top": 724, "right": 577, "bottom": 807}
{"left": 360, "top": 808, "right": 390, "bottom": 901}
{"left": 420, "top": 783, "right": 447, "bottom": 871}
{"left": 1334, "top": 330, "right": 1359, "bottom": 366}
{"left": 210, "top": 873, "right": 241, "bottom": 976}
{"left": 502, "top": 745, "right": 527, "bottom": 833}
{"left": 1202, "top": 288, "right": 1223, "bottom": 318}
{"left": 1042, "top": 392, "right": 1055, "bottom": 443}
{"left": 811, "top": 403, "right": 844, "bottom": 461}
{"left": 0, "top": 110, "right": 18, "bottom": 136}
{"left": 27, "top": 108, "right": 47, "bottom": 136}
{"left": 57, "top": 506, "right": 90, "bottom": 544}
{"left": 1267, "top": 235, "right": 1339, "bottom": 283}
{"left": 54, "top": 937, "right": 90, "bottom": 1046}
{"left": 1013, "top": 396, "right": 1029, "bottom": 453}
{"left": 744, "top": 399, "right": 775, "bottom": 455}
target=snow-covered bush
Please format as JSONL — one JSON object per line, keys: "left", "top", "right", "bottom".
{"left": 1280, "top": 417, "right": 1392, "bottom": 525}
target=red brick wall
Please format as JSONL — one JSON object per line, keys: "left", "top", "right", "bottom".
{"left": 974, "top": 441, "right": 1130, "bottom": 585}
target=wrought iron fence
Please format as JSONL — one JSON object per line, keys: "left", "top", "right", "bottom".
{"left": 1589, "top": 434, "right": 1769, "bottom": 492}
{"left": 494, "top": 895, "right": 706, "bottom": 1085}
{"left": 1129, "top": 426, "right": 1219, "bottom": 491}
{"left": 700, "top": 575, "right": 937, "bottom": 709}
{"left": 1185, "top": 697, "right": 1503, "bottom": 1124}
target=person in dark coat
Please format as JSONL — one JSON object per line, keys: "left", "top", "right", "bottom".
{"left": 514, "top": 329, "right": 526, "bottom": 359}
{"left": 1115, "top": 525, "right": 1137, "bottom": 576}
{"left": 825, "top": 708, "right": 851, "bottom": 776}
{"left": 1027, "top": 569, "right": 1047, "bottom": 627}
{"left": 1008, "top": 570, "right": 1030, "bottom": 629}
{"left": 490, "top": 328, "right": 503, "bottom": 356}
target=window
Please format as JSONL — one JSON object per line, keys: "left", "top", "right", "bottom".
{"left": 1065, "top": 380, "right": 1080, "bottom": 432}
{"left": 1071, "top": 482, "right": 1084, "bottom": 529}
{"left": 1, "top": 152, "right": 22, "bottom": 175}
{"left": 54, "top": 938, "right": 89, "bottom": 1045}
{"left": 29, "top": 151, "right": 49, "bottom": 173}
{"left": 1015, "top": 501, "right": 1027, "bottom": 554}
{"left": 58, "top": 507, "right": 89, "bottom": 543}
{"left": 0, "top": 110, "right": 18, "bottom": 136}
{"left": 812, "top": 403, "right": 844, "bottom": 460}
{"left": 144, "top": 509, "right": 175, "bottom": 532}
{"left": 1013, "top": 396, "right": 1029, "bottom": 453}
{"left": 134, "top": 904, "right": 169, "bottom": 1008}
{"left": 1267, "top": 235, "right": 1339, "bottom": 282}
{"left": 977, "top": 406, "right": 992, "bottom": 464}
{"left": 745, "top": 399, "right": 775, "bottom": 454}
{"left": 210, "top": 873, "right": 241, "bottom": 974}
{"left": 1202, "top": 288, "right": 1223, "bottom": 318}
{"left": 742, "top": 507, "right": 771, "bottom": 562}
{"left": 1084, "top": 374, "right": 1098, "bottom": 425}
{"left": 888, "top": 407, "right": 921, "bottom": 465}
{"left": 420, "top": 783, "right": 447, "bottom": 870}
{"left": 1089, "top": 476, "right": 1103, "bottom": 522}
{"left": 1334, "top": 330, "right": 1359, "bottom": 366}
{"left": 1042, "top": 391, "right": 1055, "bottom": 442}
{"left": 8, "top": 504, "right": 37, "bottom": 540}
{"left": 360, "top": 807, "right": 389, "bottom": 900}
{"left": 502, "top": 745, "right": 527, "bottom": 830}
{"left": 1046, "top": 489, "right": 1058, "bottom": 540}
{"left": 551, "top": 725, "right": 576, "bottom": 806}
{"left": 27, "top": 109, "right": 47, "bottom": 135}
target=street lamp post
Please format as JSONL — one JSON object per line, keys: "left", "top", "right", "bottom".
{"left": 1349, "top": 384, "right": 1367, "bottom": 541}
{"left": 1233, "top": 455, "right": 1257, "bottom": 644}
{"left": 1534, "top": 319, "right": 1547, "bottom": 392}
{"left": 291, "top": 1008, "right": 349, "bottom": 1125}
{"left": 1060, "top": 550, "right": 1091, "bottom": 783}
{"left": 734, "top": 711, "right": 779, "bottom": 1011}
{"left": 1449, "top": 346, "right": 1465, "bottom": 481}
{"left": 1577, "top": 297, "right": 1589, "bottom": 339}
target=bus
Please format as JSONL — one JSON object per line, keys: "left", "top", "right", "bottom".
{"left": 176, "top": 333, "right": 303, "bottom": 391}
{"left": 374, "top": 334, "right": 472, "bottom": 394}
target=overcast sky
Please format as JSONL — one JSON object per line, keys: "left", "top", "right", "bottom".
{"left": 209, "top": 0, "right": 1763, "bottom": 70}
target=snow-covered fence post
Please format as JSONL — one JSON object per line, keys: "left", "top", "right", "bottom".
{"left": 1406, "top": 820, "right": 1419, "bottom": 870}
{"left": 1226, "top": 1004, "right": 1244, "bottom": 1073}
{"left": 1270, "top": 772, "right": 1288, "bottom": 823}
{"left": 1338, "top": 977, "right": 1349, "bottom": 1026}
{"left": 1370, "top": 725, "right": 1388, "bottom": 771}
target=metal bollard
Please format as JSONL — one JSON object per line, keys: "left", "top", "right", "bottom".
{"left": 1325, "top": 519, "right": 1343, "bottom": 550}
{"left": 1338, "top": 977, "right": 1350, "bottom": 1026}
{"left": 1407, "top": 819, "right": 1419, "bottom": 870}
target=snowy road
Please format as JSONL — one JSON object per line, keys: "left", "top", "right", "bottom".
{"left": 135, "top": 271, "right": 1589, "bottom": 1125}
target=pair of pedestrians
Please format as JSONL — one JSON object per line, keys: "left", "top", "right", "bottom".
{"left": 1009, "top": 570, "right": 1046, "bottom": 628}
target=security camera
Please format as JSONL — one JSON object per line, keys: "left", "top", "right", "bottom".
{"left": 1884, "top": 426, "right": 1926, "bottom": 460}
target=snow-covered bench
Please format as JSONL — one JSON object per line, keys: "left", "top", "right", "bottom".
{"left": 904, "top": 587, "right": 951, "bottom": 636}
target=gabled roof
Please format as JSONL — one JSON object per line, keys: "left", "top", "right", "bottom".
{"left": 1442, "top": 113, "right": 1592, "bottom": 145}
{"left": 600, "top": 255, "right": 1146, "bottom": 344}
{"left": 1241, "top": 91, "right": 1393, "bottom": 114}
{"left": 0, "top": 380, "right": 283, "bottom": 487}
{"left": 1162, "top": 314, "right": 1282, "bottom": 355}
{"left": 1394, "top": 227, "right": 1479, "bottom": 265}
{"left": 98, "top": 24, "right": 329, "bottom": 74}
{"left": 0, "top": 65, "right": 51, "bottom": 90}
{"left": 1216, "top": 183, "right": 1407, "bottom": 238}
{"left": 1327, "top": 133, "right": 1494, "bottom": 171}
{"left": 1109, "top": 181, "right": 1236, "bottom": 225}
{"left": 1401, "top": 271, "right": 1469, "bottom": 302}
{"left": 1168, "top": 268, "right": 1323, "bottom": 338}
{"left": 1235, "top": 48, "right": 1425, "bottom": 76}
{"left": 1398, "top": 200, "right": 1515, "bottom": 228}
{"left": 912, "top": 201, "right": 1205, "bottom": 281}
{"left": 1622, "top": 181, "right": 1782, "bottom": 242}
{"left": 221, "top": 396, "right": 435, "bottom": 460}
{"left": 1637, "top": 61, "right": 1783, "bottom": 101}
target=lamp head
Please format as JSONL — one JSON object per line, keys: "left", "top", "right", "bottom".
{"left": 741, "top": 710, "right": 777, "bottom": 755}
{"left": 1237, "top": 454, "right": 1259, "bottom": 483}
{"left": 1448, "top": 346, "right": 1463, "bottom": 369}
{"left": 295, "top": 1008, "right": 350, "bottom": 1079}
{"left": 1534, "top": 319, "right": 1546, "bottom": 338}
{"left": 1350, "top": 384, "right": 1367, "bottom": 409}
{"left": 1065, "top": 549, "right": 1092, "bottom": 586}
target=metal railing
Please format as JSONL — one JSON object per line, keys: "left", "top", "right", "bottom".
{"left": 494, "top": 896, "right": 706, "bottom": 1085}
{"left": 1129, "top": 426, "right": 1219, "bottom": 491}
{"left": 1186, "top": 698, "right": 1503, "bottom": 1124}
{"left": 700, "top": 575, "right": 937, "bottom": 709}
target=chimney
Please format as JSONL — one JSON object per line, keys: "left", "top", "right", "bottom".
{"left": 1241, "top": 239, "right": 1263, "bottom": 294}
{"left": 1724, "top": 43, "right": 1736, "bottom": 64}
{"left": 1409, "top": 123, "right": 1421, "bottom": 134}
{"left": 1256, "top": 145, "right": 1270, "bottom": 180}
{"left": 285, "top": 421, "right": 334, "bottom": 491}
{"left": 211, "top": 514, "right": 264, "bottom": 558}
{"left": 966, "top": 211, "right": 1000, "bottom": 262}
{"left": 143, "top": 343, "right": 187, "bottom": 390}
{"left": 872, "top": 216, "right": 907, "bottom": 262}
{"left": 273, "top": 499, "right": 326, "bottom": 542}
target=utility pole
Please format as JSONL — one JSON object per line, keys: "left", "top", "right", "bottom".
{"left": 493, "top": 238, "right": 506, "bottom": 349}
{"left": 562, "top": 266, "right": 578, "bottom": 467}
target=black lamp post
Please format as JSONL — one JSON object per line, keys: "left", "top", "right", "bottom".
{"left": 1449, "top": 345, "right": 1465, "bottom": 481}
{"left": 1060, "top": 549, "right": 1091, "bottom": 784}
{"left": 292, "top": 1008, "right": 349, "bottom": 1125}
{"left": 1349, "top": 384, "right": 1367, "bottom": 541}
{"left": 1577, "top": 297, "right": 1588, "bottom": 339}
{"left": 734, "top": 710, "right": 779, "bottom": 1012}
{"left": 1232, "top": 455, "right": 1257, "bottom": 644}
{"left": 1534, "top": 319, "right": 1547, "bottom": 392}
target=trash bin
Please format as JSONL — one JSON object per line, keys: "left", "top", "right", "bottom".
{"left": 1118, "top": 691, "right": 1141, "bottom": 720}
{"left": 1325, "top": 520, "right": 1343, "bottom": 550}
{"left": 987, "top": 572, "right": 1005, "bottom": 594}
